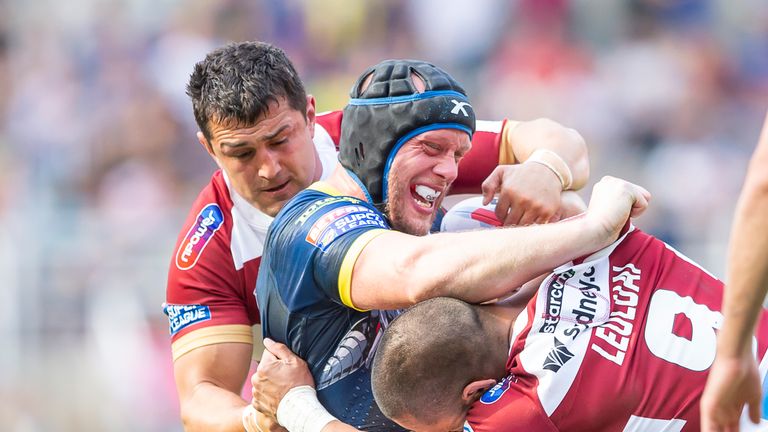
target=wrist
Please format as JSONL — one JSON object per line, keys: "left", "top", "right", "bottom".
{"left": 276, "top": 385, "right": 336, "bottom": 432}
{"left": 524, "top": 149, "right": 573, "bottom": 191}
{"left": 242, "top": 405, "right": 261, "bottom": 432}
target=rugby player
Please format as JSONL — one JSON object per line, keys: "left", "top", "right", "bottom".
{"left": 252, "top": 198, "right": 768, "bottom": 432}
{"left": 165, "top": 41, "right": 593, "bottom": 431}
{"left": 255, "top": 58, "right": 649, "bottom": 431}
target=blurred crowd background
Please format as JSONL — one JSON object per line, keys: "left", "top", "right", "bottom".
{"left": 0, "top": 0, "right": 766, "bottom": 430}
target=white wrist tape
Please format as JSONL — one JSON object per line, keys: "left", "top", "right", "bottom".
{"left": 242, "top": 404, "right": 262, "bottom": 432}
{"left": 525, "top": 149, "right": 574, "bottom": 190}
{"left": 276, "top": 386, "right": 337, "bottom": 432}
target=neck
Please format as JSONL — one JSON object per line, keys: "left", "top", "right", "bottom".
{"left": 477, "top": 301, "right": 527, "bottom": 376}
{"left": 327, "top": 163, "right": 369, "bottom": 201}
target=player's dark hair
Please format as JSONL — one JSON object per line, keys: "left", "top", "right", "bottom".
{"left": 371, "top": 297, "right": 497, "bottom": 424}
{"left": 186, "top": 41, "right": 307, "bottom": 141}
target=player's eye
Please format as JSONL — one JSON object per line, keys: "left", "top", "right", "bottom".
{"left": 424, "top": 142, "right": 441, "bottom": 155}
{"left": 233, "top": 150, "right": 254, "bottom": 159}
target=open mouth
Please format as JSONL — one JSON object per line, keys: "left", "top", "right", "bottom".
{"left": 410, "top": 184, "right": 442, "bottom": 209}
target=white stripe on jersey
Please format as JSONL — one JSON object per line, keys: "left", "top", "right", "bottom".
{"left": 475, "top": 120, "right": 503, "bottom": 133}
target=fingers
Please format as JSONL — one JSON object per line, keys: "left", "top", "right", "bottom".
{"left": 749, "top": 399, "right": 762, "bottom": 424}
{"left": 481, "top": 168, "right": 503, "bottom": 206}
{"left": 628, "top": 185, "right": 651, "bottom": 218}
{"left": 263, "top": 338, "right": 297, "bottom": 361}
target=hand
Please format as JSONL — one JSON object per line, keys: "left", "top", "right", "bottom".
{"left": 701, "top": 351, "right": 762, "bottom": 432}
{"left": 243, "top": 405, "right": 288, "bottom": 432}
{"left": 251, "top": 338, "right": 315, "bottom": 419}
{"left": 585, "top": 176, "right": 650, "bottom": 240}
{"left": 481, "top": 163, "right": 563, "bottom": 226}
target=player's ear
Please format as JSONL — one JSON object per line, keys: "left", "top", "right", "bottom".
{"left": 461, "top": 378, "right": 496, "bottom": 404}
{"left": 197, "top": 131, "right": 222, "bottom": 169}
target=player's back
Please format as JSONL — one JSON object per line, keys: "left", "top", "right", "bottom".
{"left": 468, "top": 227, "right": 768, "bottom": 431}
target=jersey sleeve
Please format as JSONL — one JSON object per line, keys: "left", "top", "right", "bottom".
{"left": 299, "top": 196, "right": 389, "bottom": 310}
{"left": 315, "top": 110, "right": 343, "bottom": 149}
{"left": 165, "top": 209, "right": 254, "bottom": 361}
{"left": 452, "top": 119, "right": 509, "bottom": 194}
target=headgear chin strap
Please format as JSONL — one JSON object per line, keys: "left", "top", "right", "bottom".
{"left": 338, "top": 59, "right": 476, "bottom": 206}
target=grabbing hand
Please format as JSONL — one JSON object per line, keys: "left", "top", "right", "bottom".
{"left": 251, "top": 338, "right": 315, "bottom": 419}
{"left": 481, "top": 163, "right": 563, "bottom": 226}
{"left": 585, "top": 176, "right": 650, "bottom": 240}
{"left": 701, "top": 350, "right": 762, "bottom": 432}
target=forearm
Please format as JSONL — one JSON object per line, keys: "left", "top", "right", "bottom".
{"left": 181, "top": 382, "right": 248, "bottom": 432}
{"left": 354, "top": 215, "right": 606, "bottom": 309}
{"left": 719, "top": 133, "right": 768, "bottom": 356}
{"left": 507, "top": 118, "right": 590, "bottom": 190}
{"left": 412, "top": 217, "right": 603, "bottom": 302}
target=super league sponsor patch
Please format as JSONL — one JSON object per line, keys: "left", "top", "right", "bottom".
{"left": 305, "top": 205, "right": 387, "bottom": 251}
{"left": 164, "top": 303, "right": 212, "bottom": 335}
{"left": 175, "top": 203, "right": 224, "bottom": 271}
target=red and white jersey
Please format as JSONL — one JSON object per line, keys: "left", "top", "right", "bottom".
{"left": 164, "top": 113, "right": 340, "bottom": 362}
{"left": 466, "top": 226, "right": 768, "bottom": 432}
{"left": 164, "top": 112, "right": 510, "bottom": 362}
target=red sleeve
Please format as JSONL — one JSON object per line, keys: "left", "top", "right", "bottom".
{"left": 452, "top": 119, "right": 506, "bottom": 194}
{"left": 316, "top": 110, "right": 343, "bottom": 149}
{"left": 164, "top": 178, "right": 256, "bottom": 361}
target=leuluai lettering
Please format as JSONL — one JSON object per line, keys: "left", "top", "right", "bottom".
{"left": 591, "top": 263, "right": 641, "bottom": 366}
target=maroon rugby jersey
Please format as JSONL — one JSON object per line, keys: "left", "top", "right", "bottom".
{"left": 466, "top": 227, "right": 768, "bottom": 432}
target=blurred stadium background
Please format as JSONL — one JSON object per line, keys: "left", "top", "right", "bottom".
{"left": 0, "top": 0, "right": 766, "bottom": 430}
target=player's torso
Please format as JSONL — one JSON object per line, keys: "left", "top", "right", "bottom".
{"left": 256, "top": 188, "right": 404, "bottom": 431}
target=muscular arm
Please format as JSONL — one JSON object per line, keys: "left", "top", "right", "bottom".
{"left": 718, "top": 112, "right": 768, "bottom": 363}
{"left": 702, "top": 112, "right": 768, "bottom": 430}
{"left": 505, "top": 118, "right": 589, "bottom": 190}
{"left": 174, "top": 343, "right": 253, "bottom": 432}
{"left": 349, "top": 176, "right": 648, "bottom": 310}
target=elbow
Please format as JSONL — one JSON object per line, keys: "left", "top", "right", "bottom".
{"left": 533, "top": 117, "right": 589, "bottom": 190}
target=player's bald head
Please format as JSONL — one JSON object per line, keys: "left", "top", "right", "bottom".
{"left": 371, "top": 297, "right": 498, "bottom": 424}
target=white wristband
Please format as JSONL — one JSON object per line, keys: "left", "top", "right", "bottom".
{"left": 276, "top": 386, "right": 337, "bottom": 432}
{"left": 525, "top": 149, "right": 573, "bottom": 190}
{"left": 242, "top": 404, "right": 262, "bottom": 432}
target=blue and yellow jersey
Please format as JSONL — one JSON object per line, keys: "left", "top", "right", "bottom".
{"left": 256, "top": 181, "right": 404, "bottom": 431}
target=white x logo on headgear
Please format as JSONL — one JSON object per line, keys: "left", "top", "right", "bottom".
{"left": 450, "top": 99, "right": 471, "bottom": 117}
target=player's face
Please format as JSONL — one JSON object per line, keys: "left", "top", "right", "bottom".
{"left": 385, "top": 128, "right": 471, "bottom": 236}
{"left": 200, "top": 96, "right": 321, "bottom": 217}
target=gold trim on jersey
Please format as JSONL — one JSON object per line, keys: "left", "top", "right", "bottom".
{"left": 308, "top": 181, "right": 344, "bottom": 196}
{"left": 499, "top": 120, "right": 520, "bottom": 165}
{"left": 338, "top": 229, "right": 389, "bottom": 312}
{"left": 171, "top": 324, "right": 255, "bottom": 362}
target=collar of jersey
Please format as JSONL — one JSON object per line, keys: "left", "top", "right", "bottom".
{"left": 222, "top": 169, "right": 274, "bottom": 231}
{"left": 308, "top": 181, "right": 347, "bottom": 197}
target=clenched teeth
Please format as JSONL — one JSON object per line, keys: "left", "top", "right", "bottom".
{"left": 414, "top": 185, "right": 441, "bottom": 203}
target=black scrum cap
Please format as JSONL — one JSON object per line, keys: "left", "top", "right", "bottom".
{"left": 338, "top": 59, "right": 476, "bottom": 206}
